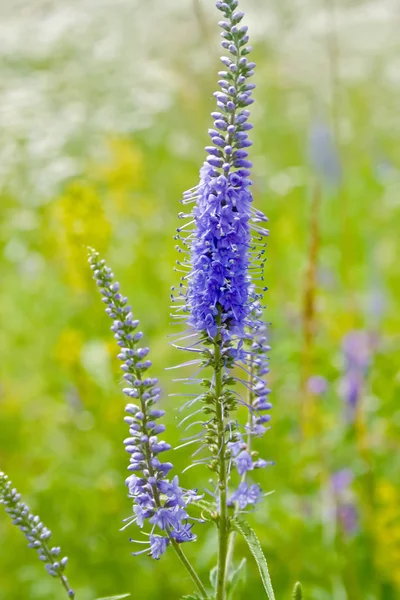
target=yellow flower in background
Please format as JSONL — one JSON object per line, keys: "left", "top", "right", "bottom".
{"left": 375, "top": 480, "right": 400, "bottom": 589}
{"left": 53, "top": 180, "right": 111, "bottom": 291}
{"left": 54, "top": 328, "right": 84, "bottom": 370}
{"left": 92, "top": 136, "right": 144, "bottom": 215}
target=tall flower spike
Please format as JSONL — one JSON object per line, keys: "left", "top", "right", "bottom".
{"left": 173, "top": 0, "right": 271, "bottom": 499}
{"left": 0, "top": 472, "right": 74, "bottom": 598}
{"left": 172, "top": 3, "right": 271, "bottom": 599}
{"left": 174, "top": 0, "right": 268, "bottom": 342}
{"left": 88, "top": 249, "right": 199, "bottom": 560}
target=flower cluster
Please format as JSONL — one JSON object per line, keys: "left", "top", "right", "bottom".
{"left": 226, "top": 313, "right": 273, "bottom": 508}
{"left": 89, "top": 249, "right": 198, "bottom": 559}
{"left": 174, "top": 0, "right": 268, "bottom": 342}
{"left": 0, "top": 472, "right": 74, "bottom": 598}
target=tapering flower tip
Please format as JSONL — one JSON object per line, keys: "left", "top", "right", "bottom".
{"left": 88, "top": 249, "right": 199, "bottom": 558}
{"left": 0, "top": 472, "right": 74, "bottom": 598}
{"left": 174, "top": 2, "right": 268, "bottom": 342}
{"left": 246, "top": 315, "right": 272, "bottom": 436}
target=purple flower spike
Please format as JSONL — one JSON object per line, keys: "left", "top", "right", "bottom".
{"left": 173, "top": 0, "right": 268, "bottom": 343}
{"left": 172, "top": 1, "right": 271, "bottom": 518}
{"left": 331, "top": 469, "right": 358, "bottom": 536}
{"left": 0, "top": 472, "right": 75, "bottom": 598}
{"left": 340, "top": 330, "right": 373, "bottom": 422}
{"left": 89, "top": 249, "right": 199, "bottom": 558}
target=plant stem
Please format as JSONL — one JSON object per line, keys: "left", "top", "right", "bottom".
{"left": 171, "top": 538, "right": 209, "bottom": 599}
{"left": 215, "top": 332, "right": 229, "bottom": 600}
{"left": 300, "top": 182, "right": 321, "bottom": 438}
{"left": 135, "top": 365, "right": 208, "bottom": 599}
{"left": 225, "top": 345, "right": 255, "bottom": 572}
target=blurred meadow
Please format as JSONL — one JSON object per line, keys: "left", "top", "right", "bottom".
{"left": 1, "top": 0, "right": 400, "bottom": 598}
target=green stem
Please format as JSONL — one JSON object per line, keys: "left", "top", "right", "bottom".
{"left": 171, "top": 538, "right": 209, "bottom": 599}
{"left": 215, "top": 333, "right": 229, "bottom": 600}
{"left": 225, "top": 347, "right": 255, "bottom": 572}
{"left": 131, "top": 343, "right": 208, "bottom": 599}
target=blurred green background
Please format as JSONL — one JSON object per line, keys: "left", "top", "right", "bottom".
{"left": 1, "top": 0, "right": 399, "bottom": 598}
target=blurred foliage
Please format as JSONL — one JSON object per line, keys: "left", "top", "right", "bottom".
{"left": 0, "top": 1, "right": 400, "bottom": 599}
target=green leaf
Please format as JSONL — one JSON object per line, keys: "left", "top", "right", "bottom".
{"left": 227, "top": 558, "right": 247, "bottom": 599}
{"left": 95, "top": 595, "right": 131, "bottom": 600}
{"left": 210, "top": 565, "right": 218, "bottom": 591}
{"left": 232, "top": 517, "right": 275, "bottom": 600}
{"left": 292, "top": 582, "right": 303, "bottom": 600}
{"left": 181, "top": 595, "right": 203, "bottom": 600}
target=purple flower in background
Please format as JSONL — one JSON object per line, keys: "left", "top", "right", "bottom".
{"left": 337, "top": 504, "right": 358, "bottom": 535}
{"left": 341, "top": 330, "right": 373, "bottom": 422}
{"left": 308, "top": 119, "right": 342, "bottom": 188}
{"left": 331, "top": 469, "right": 353, "bottom": 494}
{"left": 331, "top": 469, "right": 358, "bottom": 535}
{"left": 343, "top": 331, "right": 371, "bottom": 371}
{"left": 89, "top": 249, "right": 198, "bottom": 558}
{"left": 307, "top": 375, "right": 328, "bottom": 396}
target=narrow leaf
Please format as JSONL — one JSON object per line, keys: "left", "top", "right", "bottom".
{"left": 227, "top": 558, "right": 247, "bottom": 599}
{"left": 232, "top": 517, "right": 275, "bottom": 600}
{"left": 210, "top": 565, "right": 218, "bottom": 590}
{"left": 292, "top": 582, "right": 303, "bottom": 600}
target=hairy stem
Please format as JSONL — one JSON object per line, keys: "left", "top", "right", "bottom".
{"left": 135, "top": 369, "right": 208, "bottom": 599}
{"left": 171, "top": 539, "right": 209, "bottom": 599}
{"left": 215, "top": 332, "right": 229, "bottom": 600}
{"left": 225, "top": 349, "right": 255, "bottom": 571}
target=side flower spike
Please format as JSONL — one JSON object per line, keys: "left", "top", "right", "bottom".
{"left": 0, "top": 471, "right": 75, "bottom": 598}
{"left": 88, "top": 249, "right": 200, "bottom": 559}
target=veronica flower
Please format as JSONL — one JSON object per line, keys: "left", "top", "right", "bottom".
{"left": 174, "top": 4, "right": 268, "bottom": 345}
{"left": 0, "top": 472, "right": 74, "bottom": 598}
{"left": 89, "top": 249, "right": 199, "bottom": 560}
{"left": 172, "top": 2, "right": 270, "bottom": 597}
{"left": 228, "top": 482, "right": 262, "bottom": 510}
